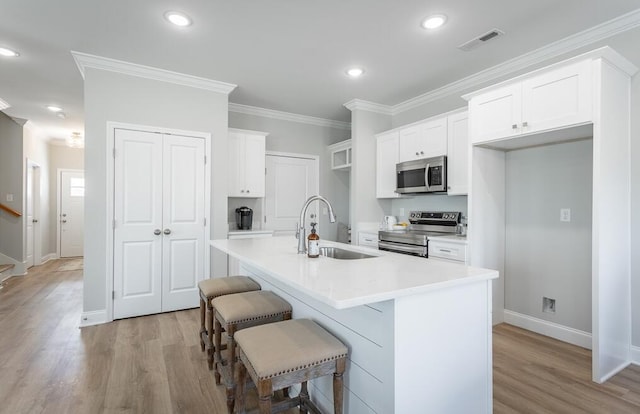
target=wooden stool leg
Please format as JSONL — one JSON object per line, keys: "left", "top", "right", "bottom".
{"left": 199, "top": 297, "right": 206, "bottom": 352}
{"left": 333, "top": 358, "right": 346, "bottom": 414}
{"left": 257, "top": 379, "right": 273, "bottom": 414}
{"left": 299, "top": 381, "right": 309, "bottom": 414}
{"left": 225, "top": 325, "right": 237, "bottom": 414}
{"left": 206, "top": 301, "right": 214, "bottom": 369}
{"left": 236, "top": 359, "right": 247, "bottom": 414}
{"left": 214, "top": 317, "right": 223, "bottom": 385}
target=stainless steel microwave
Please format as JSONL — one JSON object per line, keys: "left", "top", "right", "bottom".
{"left": 396, "top": 156, "right": 447, "bottom": 194}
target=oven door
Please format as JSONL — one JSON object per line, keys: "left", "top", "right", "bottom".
{"left": 378, "top": 240, "right": 428, "bottom": 257}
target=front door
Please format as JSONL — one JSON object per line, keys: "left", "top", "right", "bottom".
{"left": 264, "top": 154, "right": 319, "bottom": 236}
{"left": 113, "top": 128, "right": 205, "bottom": 319}
{"left": 60, "top": 170, "right": 85, "bottom": 258}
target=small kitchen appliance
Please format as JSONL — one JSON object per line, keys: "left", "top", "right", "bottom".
{"left": 396, "top": 155, "right": 447, "bottom": 194}
{"left": 378, "top": 211, "right": 460, "bottom": 257}
{"left": 383, "top": 215, "right": 398, "bottom": 230}
{"left": 235, "top": 206, "right": 253, "bottom": 230}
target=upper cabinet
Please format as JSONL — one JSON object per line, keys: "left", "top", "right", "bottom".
{"left": 376, "top": 131, "right": 401, "bottom": 198}
{"left": 446, "top": 111, "right": 469, "bottom": 195}
{"left": 328, "top": 139, "right": 352, "bottom": 170}
{"left": 228, "top": 128, "right": 268, "bottom": 197}
{"left": 398, "top": 117, "right": 448, "bottom": 162}
{"left": 468, "top": 60, "right": 592, "bottom": 144}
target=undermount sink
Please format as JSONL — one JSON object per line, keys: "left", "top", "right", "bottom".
{"left": 319, "top": 246, "right": 377, "bottom": 260}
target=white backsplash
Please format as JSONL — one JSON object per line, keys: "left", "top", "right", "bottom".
{"left": 389, "top": 194, "right": 468, "bottom": 223}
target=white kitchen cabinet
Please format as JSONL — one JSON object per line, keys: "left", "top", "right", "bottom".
{"left": 429, "top": 238, "right": 467, "bottom": 263}
{"left": 447, "top": 111, "right": 469, "bottom": 195}
{"left": 328, "top": 139, "right": 352, "bottom": 170}
{"left": 228, "top": 129, "right": 268, "bottom": 197}
{"left": 376, "top": 131, "right": 402, "bottom": 198}
{"left": 398, "top": 117, "right": 447, "bottom": 162}
{"left": 469, "top": 60, "right": 592, "bottom": 144}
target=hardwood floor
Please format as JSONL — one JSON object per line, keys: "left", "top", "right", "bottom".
{"left": 1, "top": 259, "right": 639, "bottom": 413}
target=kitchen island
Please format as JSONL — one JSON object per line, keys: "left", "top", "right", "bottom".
{"left": 210, "top": 236, "right": 498, "bottom": 413}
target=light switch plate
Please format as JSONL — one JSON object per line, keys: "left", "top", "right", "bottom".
{"left": 560, "top": 208, "right": 571, "bottom": 222}
{"left": 6, "top": 194, "right": 13, "bottom": 202}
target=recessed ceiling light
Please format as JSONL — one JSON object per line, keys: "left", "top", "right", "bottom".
{"left": 0, "top": 47, "right": 19, "bottom": 57}
{"left": 421, "top": 14, "right": 447, "bottom": 30}
{"left": 56, "top": 112, "right": 66, "bottom": 119}
{"left": 47, "top": 105, "right": 63, "bottom": 112}
{"left": 346, "top": 67, "right": 365, "bottom": 78}
{"left": 164, "top": 11, "right": 192, "bottom": 27}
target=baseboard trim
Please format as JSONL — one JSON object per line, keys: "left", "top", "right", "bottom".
{"left": 631, "top": 345, "right": 640, "bottom": 366}
{"left": 41, "top": 253, "right": 58, "bottom": 264}
{"left": 80, "top": 310, "right": 108, "bottom": 328}
{"left": 503, "top": 309, "right": 592, "bottom": 349}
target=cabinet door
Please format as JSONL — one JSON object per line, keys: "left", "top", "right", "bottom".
{"left": 447, "top": 112, "right": 469, "bottom": 195}
{"left": 398, "top": 125, "right": 421, "bottom": 162}
{"left": 469, "top": 83, "right": 522, "bottom": 144}
{"left": 243, "top": 134, "right": 266, "bottom": 197}
{"left": 420, "top": 117, "right": 448, "bottom": 158}
{"left": 522, "top": 60, "right": 592, "bottom": 134}
{"left": 228, "top": 132, "right": 244, "bottom": 197}
{"left": 376, "top": 131, "right": 401, "bottom": 198}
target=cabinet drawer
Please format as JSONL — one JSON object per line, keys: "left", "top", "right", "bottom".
{"left": 358, "top": 232, "right": 378, "bottom": 248}
{"left": 429, "top": 240, "right": 467, "bottom": 262}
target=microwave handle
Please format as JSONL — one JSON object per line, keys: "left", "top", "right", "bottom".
{"left": 425, "top": 163, "right": 431, "bottom": 189}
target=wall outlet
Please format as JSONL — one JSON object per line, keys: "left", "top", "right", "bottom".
{"left": 542, "top": 297, "right": 556, "bottom": 314}
{"left": 399, "top": 208, "right": 405, "bottom": 217}
{"left": 560, "top": 208, "right": 571, "bottom": 222}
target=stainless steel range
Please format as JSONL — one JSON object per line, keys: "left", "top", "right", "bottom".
{"left": 378, "top": 211, "right": 461, "bottom": 257}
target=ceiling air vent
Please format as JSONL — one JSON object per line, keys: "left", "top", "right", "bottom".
{"left": 458, "top": 28, "right": 505, "bottom": 51}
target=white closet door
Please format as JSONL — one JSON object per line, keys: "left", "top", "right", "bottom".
{"left": 113, "top": 129, "right": 163, "bottom": 319}
{"left": 161, "top": 135, "right": 205, "bottom": 312}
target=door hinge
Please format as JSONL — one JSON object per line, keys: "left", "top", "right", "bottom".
{"left": 264, "top": 215, "right": 267, "bottom": 223}
{"left": 112, "top": 148, "right": 116, "bottom": 158}
{"left": 204, "top": 155, "right": 207, "bottom": 164}
{"left": 112, "top": 219, "right": 116, "bottom": 229}
{"left": 265, "top": 167, "right": 267, "bottom": 175}
{"left": 203, "top": 217, "right": 206, "bottom": 226}
{"left": 112, "top": 290, "right": 115, "bottom": 299}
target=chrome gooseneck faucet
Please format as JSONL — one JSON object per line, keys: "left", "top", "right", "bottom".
{"left": 296, "top": 195, "right": 337, "bottom": 254}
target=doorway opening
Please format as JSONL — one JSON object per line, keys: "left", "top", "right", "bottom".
{"left": 58, "top": 169, "right": 85, "bottom": 258}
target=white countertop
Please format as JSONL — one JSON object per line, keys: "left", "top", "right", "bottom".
{"left": 227, "top": 229, "right": 274, "bottom": 236}
{"left": 210, "top": 236, "right": 497, "bottom": 310}
{"left": 427, "top": 234, "right": 468, "bottom": 244}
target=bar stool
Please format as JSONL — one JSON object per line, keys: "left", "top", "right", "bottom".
{"left": 212, "top": 290, "right": 293, "bottom": 413}
{"left": 235, "top": 318, "right": 348, "bottom": 414}
{"left": 197, "top": 276, "right": 261, "bottom": 370}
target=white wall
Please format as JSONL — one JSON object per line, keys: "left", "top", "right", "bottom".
{"left": 505, "top": 140, "right": 593, "bottom": 332}
{"left": 23, "top": 122, "right": 51, "bottom": 261}
{"left": 83, "top": 68, "right": 230, "bottom": 314}
{"left": 48, "top": 144, "right": 84, "bottom": 257}
{"left": 0, "top": 112, "right": 24, "bottom": 261}
{"left": 228, "top": 112, "right": 350, "bottom": 241}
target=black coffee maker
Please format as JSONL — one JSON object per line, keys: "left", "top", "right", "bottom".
{"left": 235, "top": 206, "right": 253, "bottom": 230}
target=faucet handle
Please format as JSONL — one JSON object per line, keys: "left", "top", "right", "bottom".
{"left": 295, "top": 222, "right": 300, "bottom": 239}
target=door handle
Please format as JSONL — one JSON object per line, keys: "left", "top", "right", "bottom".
{"left": 163, "top": 228, "right": 171, "bottom": 235}
{"left": 32, "top": 219, "right": 38, "bottom": 223}
{"left": 154, "top": 229, "right": 161, "bottom": 235}
{"left": 62, "top": 220, "right": 67, "bottom": 223}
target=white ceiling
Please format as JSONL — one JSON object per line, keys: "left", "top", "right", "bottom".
{"left": 1, "top": 0, "right": 639, "bottom": 140}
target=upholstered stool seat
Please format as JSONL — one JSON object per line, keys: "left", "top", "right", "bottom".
{"left": 197, "top": 276, "right": 261, "bottom": 370}
{"left": 235, "top": 318, "right": 348, "bottom": 414}
{"left": 213, "top": 290, "right": 292, "bottom": 413}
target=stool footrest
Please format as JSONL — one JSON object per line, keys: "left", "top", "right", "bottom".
{"left": 200, "top": 330, "right": 227, "bottom": 352}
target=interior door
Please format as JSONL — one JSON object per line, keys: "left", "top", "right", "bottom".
{"left": 60, "top": 170, "right": 85, "bottom": 257}
{"left": 113, "top": 129, "right": 205, "bottom": 319}
{"left": 264, "top": 154, "right": 319, "bottom": 236}
{"left": 26, "top": 165, "right": 34, "bottom": 267}
{"left": 161, "top": 134, "right": 205, "bottom": 312}
{"left": 113, "top": 129, "right": 163, "bottom": 319}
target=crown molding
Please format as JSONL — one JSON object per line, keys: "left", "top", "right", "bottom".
{"left": 71, "top": 51, "right": 237, "bottom": 95}
{"left": 392, "top": 7, "right": 640, "bottom": 115}
{"left": 0, "top": 98, "right": 10, "bottom": 111}
{"left": 343, "top": 99, "right": 393, "bottom": 115}
{"left": 229, "top": 103, "right": 351, "bottom": 130}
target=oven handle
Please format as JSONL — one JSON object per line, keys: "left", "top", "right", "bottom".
{"left": 378, "top": 241, "right": 427, "bottom": 256}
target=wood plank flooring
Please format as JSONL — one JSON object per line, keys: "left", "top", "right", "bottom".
{"left": 1, "top": 259, "right": 639, "bottom": 413}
